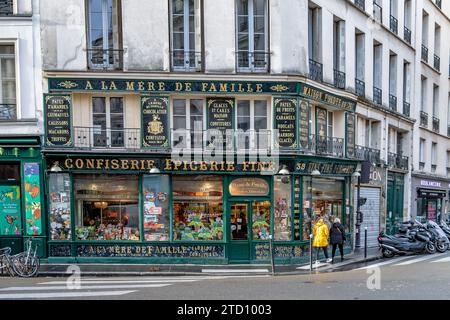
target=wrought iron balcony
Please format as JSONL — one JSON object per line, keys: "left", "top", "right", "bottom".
{"left": 0, "top": 0, "right": 13, "bottom": 15}
{"left": 420, "top": 111, "right": 428, "bottom": 127}
{"left": 171, "top": 50, "right": 202, "bottom": 72}
{"left": 433, "top": 54, "right": 440, "bottom": 71}
{"left": 74, "top": 127, "right": 140, "bottom": 150}
{"left": 333, "top": 69, "right": 346, "bottom": 89}
{"left": 236, "top": 51, "right": 270, "bottom": 73}
{"left": 403, "top": 101, "right": 410, "bottom": 117}
{"left": 432, "top": 116, "right": 440, "bottom": 132}
{"left": 404, "top": 26, "right": 412, "bottom": 45}
{"left": 355, "top": 79, "right": 365, "bottom": 97}
{"left": 87, "top": 48, "right": 124, "bottom": 71}
{"left": 389, "top": 94, "right": 397, "bottom": 111}
{"left": 421, "top": 45, "right": 428, "bottom": 63}
{"left": 309, "top": 59, "right": 323, "bottom": 83}
{"left": 373, "top": 86, "right": 382, "bottom": 105}
{"left": 0, "top": 103, "right": 16, "bottom": 121}
{"left": 373, "top": 1, "right": 382, "bottom": 23}
{"left": 355, "top": 145, "right": 381, "bottom": 164}
{"left": 307, "top": 134, "right": 345, "bottom": 158}
{"left": 390, "top": 15, "right": 398, "bottom": 35}
{"left": 354, "top": 0, "right": 365, "bottom": 11}
{"left": 388, "top": 152, "right": 408, "bottom": 170}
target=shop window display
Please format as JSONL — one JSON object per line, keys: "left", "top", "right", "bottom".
{"left": 74, "top": 174, "right": 139, "bottom": 241}
{"left": 173, "top": 175, "right": 223, "bottom": 241}
{"left": 252, "top": 201, "right": 271, "bottom": 240}
{"left": 142, "top": 175, "right": 170, "bottom": 241}
{"left": 274, "top": 176, "right": 291, "bottom": 241}
{"left": 303, "top": 178, "right": 344, "bottom": 240}
{"left": 49, "top": 174, "right": 72, "bottom": 240}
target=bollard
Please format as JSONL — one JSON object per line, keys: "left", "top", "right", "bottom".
{"left": 364, "top": 227, "right": 368, "bottom": 259}
{"left": 269, "top": 235, "right": 275, "bottom": 276}
{"left": 309, "top": 234, "right": 313, "bottom": 271}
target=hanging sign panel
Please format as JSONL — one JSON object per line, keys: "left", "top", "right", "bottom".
{"left": 141, "top": 96, "right": 170, "bottom": 149}
{"left": 44, "top": 94, "right": 72, "bottom": 147}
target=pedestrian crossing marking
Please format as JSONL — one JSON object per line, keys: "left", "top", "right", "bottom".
{"left": 393, "top": 255, "right": 439, "bottom": 266}
{"left": 0, "top": 284, "right": 171, "bottom": 291}
{"left": 430, "top": 256, "right": 450, "bottom": 263}
{"left": 355, "top": 256, "right": 412, "bottom": 270}
{"left": 0, "top": 290, "right": 136, "bottom": 299}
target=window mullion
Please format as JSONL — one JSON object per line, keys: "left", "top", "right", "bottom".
{"left": 184, "top": 0, "right": 190, "bottom": 67}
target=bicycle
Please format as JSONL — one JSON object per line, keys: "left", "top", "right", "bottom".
{"left": 0, "top": 247, "right": 20, "bottom": 277}
{"left": 11, "top": 238, "right": 40, "bottom": 278}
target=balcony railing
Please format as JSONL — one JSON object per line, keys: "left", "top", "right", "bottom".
{"left": 420, "top": 111, "right": 428, "bottom": 127}
{"left": 373, "top": 86, "right": 382, "bottom": 105}
{"left": 403, "top": 101, "right": 410, "bottom": 117}
{"left": 421, "top": 45, "right": 428, "bottom": 63}
{"left": 355, "top": 145, "right": 381, "bottom": 164}
{"left": 74, "top": 127, "right": 140, "bottom": 149}
{"left": 373, "top": 1, "right": 382, "bottom": 23}
{"left": 390, "top": 15, "right": 398, "bottom": 34}
{"left": 0, "top": 103, "right": 16, "bottom": 120}
{"left": 404, "top": 26, "right": 412, "bottom": 45}
{"left": 87, "top": 48, "right": 123, "bottom": 71}
{"left": 432, "top": 116, "right": 440, "bottom": 132}
{"left": 433, "top": 54, "right": 440, "bottom": 71}
{"left": 355, "top": 0, "right": 365, "bottom": 11}
{"left": 389, "top": 94, "right": 397, "bottom": 111}
{"left": 0, "top": 0, "right": 13, "bottom": 15}
{"left": 171, "top": 50, "right": 202, "bottom": 72}
{"left": 309, "top": 59, "right": 323, "bottom": 83}
{"left": 333, "top": 69, "right": 346, "bottom": 89}
{"left": 236, "top": 51, "right": 270, "bottom": 73}
{"left": 355, "top": 79, "right": 365, "bottom": 97}
{"left": 306, "top": 134, "right": 344, "bottom": 158}
{"left": 388, "top": 152, "right": 409, "bottom": 170}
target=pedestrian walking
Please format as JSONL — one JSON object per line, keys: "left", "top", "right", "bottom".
{"left": 312, "top": 218, "right": 332, "bottom": 265}
{"left": 329, "top": 217, "right": 346, "bottom": 263}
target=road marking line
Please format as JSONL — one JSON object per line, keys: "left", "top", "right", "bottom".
{"left": 0, "top": 284, "right": 171, "bottom": 292}
{"left": 0, "top": 290, "right": 136, "bottom": 299}
{"left": 201, "top": 269, "right": 269, "bottom": 273}
{"left": 38, "top": 279, "right": 198, "bottom": 285}
{"left": 430, "top": 256, "right": 450, "bottom": 263}
{"left": 393, "top": 255, "right": 439, "bottom": 266}
{"left": 296, "top": 262, "right": 329, "bottom": 270}
{"left": 355, "top": 256, "right": 412, "bottom": 270}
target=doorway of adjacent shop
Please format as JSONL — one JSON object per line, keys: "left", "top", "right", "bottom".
{"left": 228, "top": 201, "right": 271, "bottom": 262}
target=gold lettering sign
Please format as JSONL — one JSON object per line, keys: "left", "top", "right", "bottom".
{"left": 229, "top": 178, "right": 269, "bottom": 196}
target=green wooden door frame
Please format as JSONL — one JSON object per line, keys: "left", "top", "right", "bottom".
{"left": 228, "top": 201, "right": 251, "bottom": 262}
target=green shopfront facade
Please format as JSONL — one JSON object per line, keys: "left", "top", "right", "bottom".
{"left": 0, "top": 137, "right": 46, "bottom": 257}
{"left": 43, "top": 77, "right": 358, "bottom": 265}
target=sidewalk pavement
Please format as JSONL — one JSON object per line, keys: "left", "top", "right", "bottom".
{"left": 34, "top": 247, "right": 382, "bottom": 277}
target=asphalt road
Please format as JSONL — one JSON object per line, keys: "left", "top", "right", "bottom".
{"left": 1, "top": 251, "right": 450, "bottom": 300}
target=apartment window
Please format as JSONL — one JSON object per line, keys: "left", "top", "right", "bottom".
{"left": 236, "top": 99, "right": 269, "bottom": 150}
{"left": 447, "top": 151, "right": 450, "bottom": 171}
{"left": 0, "top": 45, "right": 16, "bottom": 120}
{"left": 355, "top": 30, "right": 365, "bottom": 97}
{"left": 389, "top": 0, "right": 398, "bottom": 34}
{"left": 433, "top": 84, "right": 439, "bottom": 116}
{"left": 87, "top": 0, "right": 122, "bottom": 70}
{"left": 419, "top": 139, "right": 425, "bottom": 169}
{"left": 421, "top": 76, "right": 427, "bottom": 112}
{"left": 333, "top": 17, "right": 345, "bottom": 89}
{"left": 389, "top": 52, "right": 397, "bottom": 110}
{"left": 170, "top": 0, "right": 202, "bottom": 72}
{"left": 308, "top": 4, "right": 322, "bottom": 82}
{"left": 236, "top": 0, "right": 269, "bottom": 72}
{"left": 403, "top": 61, "right": 410, "bottom": 103}
{"left": 373, "top": 0, "right": 382, "bottom": 23}
{"left": 0, "top": 0, "right": 13, "bottom": 15}
{"left": 373, "top": 42, "right": 382, "bottom": 105}
{"left": 327, "top": 112, "right": 333, "bottom": 137}
{"left": 172, "top": 99, "right": 204, "bottom": 149}
{"left": 422, "top": 11, "right": 429, "bottom": 60}
{"left": 404, "top": 0, "right": 412, "bottom": 44}
{"left": 431, "top": 142, "right": 437, "bottom": 172}
{"left": 434, "top": 23, "right": 440, "bottom": 70}
{"left": 92, "top": 97, "right": 124, "bottom": 148}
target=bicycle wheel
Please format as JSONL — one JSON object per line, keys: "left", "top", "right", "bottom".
{"left": 12, "top": 254, "right": 40, "bottom": 278}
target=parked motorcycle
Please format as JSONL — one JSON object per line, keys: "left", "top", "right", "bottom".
{"left": 439, "top": 220, "right": 450, "bottom": 241}
{"left": 417, "top": 220, "right": 449, "bottom": 253}
{"left": 378, "top": 222, "right": 436, "bottom": 258}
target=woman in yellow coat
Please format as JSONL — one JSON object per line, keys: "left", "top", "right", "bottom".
{"left": 312, "top": 218, "right": 332, "bottom": 264}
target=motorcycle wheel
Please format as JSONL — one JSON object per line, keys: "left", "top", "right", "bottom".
{"left": 426, "top": 242, "right": 436, "bottom": 254}
{"left": 382, "top": 248, "right": 395, "bottom": 258}
{"left": 436, "top": 242, "right": 449, "bottom": 253}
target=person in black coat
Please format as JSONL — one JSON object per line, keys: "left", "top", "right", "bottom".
{"left": 329, "top": 218, "right": 346, "bottom": 263}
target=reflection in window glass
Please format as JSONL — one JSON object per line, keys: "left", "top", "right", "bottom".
{"left": 252, "top": 201, "right": 271, "bottom": 240}
{"left": 49, "top": 174, "right": 72, "bottom": 240}
{"left": 309, "top": 178, "right": 344, "bottom": 230}
{"left": 143, "top": 175, "right": 170, "bottom": 241}
{"left": 74, "top": 175, "right": 139, "bottom": 241}
{"left": 173, "top": 175, "right": 223, "bottom": 241}
{"left": 274, "top": 176, "right": 291, "bottom": 241}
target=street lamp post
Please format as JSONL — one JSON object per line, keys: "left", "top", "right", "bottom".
{"left": 354, "top": 171, "right": 362, "bottom": 248}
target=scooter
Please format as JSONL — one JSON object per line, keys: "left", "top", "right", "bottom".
{"left": 418, "top": 220, "right": 449, "bottom": 253}
{"left": 378, "top": 225, "right": 436, "bottom": 258}
{"left": 439, "top": 220, "right": 450, "bottom": 240}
